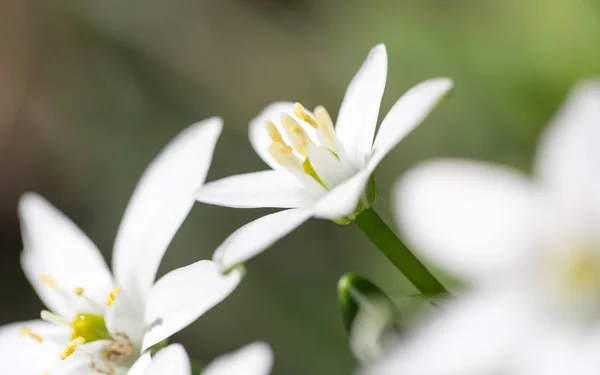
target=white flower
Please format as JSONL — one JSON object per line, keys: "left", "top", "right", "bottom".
{"left": 196, "top": 44, "right": 453, "bottom": 271}
{"left": 132, "top": 342, "right": 273, "bottom": 375}
{"left": 1, "top": 118, "right": 243, "bottom": 375}
{"left": 363, "top": 80, "right": 600, "bottom": 375}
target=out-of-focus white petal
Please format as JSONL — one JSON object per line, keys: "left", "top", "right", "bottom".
{"left": 113, "top": 118, "right": 223, "bottom": 306}
{"left": 249, "top": 102, "right": 295, "bottom": 170}
{"left": 127, "top": 353, "right": 152, "bottom": 375}
{"left": 0, "top": 320, "right": 67, "bottom": 374}
{"left": 313, "top": 169, "right": 372, "bottom": 219}
{"left": 212, "top": 209, "right": 313, "bottom": 271}
{"left": 336, "top": 44, "right": 387, "bottom": 166}
{"left": 19, "top": 193, "right": 112, "bottom": 317}
{"left": 362, "top": 289, "right": 537, "bottom": 375}
{"left": 196, "top": 170, "right": 315, "bottom": 209}
{"left": 394, "top": 159, "right": 535, "bottom": 281}
{"left": 141, "top": 260, "right": 242, "bottom": 351}
{"left": 369, "top": 78, "right": 454, "bottom": 170}
{"left": 144, "top": 344, "right": 190, "bottom": 375}
{"left": 534, "top": 80, "right": 600, "bottom": 220}
{"left": 203, "top": 342, "right": 273, "bottom": 375}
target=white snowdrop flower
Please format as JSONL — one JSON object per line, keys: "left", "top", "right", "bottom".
{"left": 363, "top": 80, "right": 600, "bottom": 375}
{"left": 196, "top": 44, "right": 453, "bottom": 271}
{"left": 0, "top": 118, "right": 243, "bottom": 374}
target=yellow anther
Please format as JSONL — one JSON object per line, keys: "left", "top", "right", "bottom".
{"left": 73, "top": 287, "right": 84, "bottom": 296}
{"left": 41, "top": 274, "right": 58, "bottom": 291}
{"left": 19, "top": 327, "right": 43, "bottom": 343}
{"left": 106, "top": 287, "right": 121, "bottom": 307}
{"left": 264, "top": 120, "right": 283, "bottom": 143}
{"left": 59, "top": 337, "right": 85, "bottom": 360}
{"left": 268, "top": 142, "right": 302, "bottom": 171}
{"left": 314, "top": 106, "right": 338, "bottom": 149}
{"left": 281, "top": 114, "right": 313, "bottom": 157}
{"left": 293, "top": 103, "right": 318, "bottom": 128}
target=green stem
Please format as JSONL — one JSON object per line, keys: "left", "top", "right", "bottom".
{"left": 355, "top": 208, "right": 447, "bottom": 295}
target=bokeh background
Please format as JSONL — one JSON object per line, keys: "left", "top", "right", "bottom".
{"left": 1, "top": 0, "right": 600, "bottom": 373}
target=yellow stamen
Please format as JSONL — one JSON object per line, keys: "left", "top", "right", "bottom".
{"left": 19, "top": 327, "right": 43, "bottom": 343}
{"left": 59, "top": 337, "right": 85, "bottom": 360}
{"left": 268, "top": 142, "right": 302, "bottom": 171}
{"left": 264, "top": 120, "right": 283, "bottom": 143}
{"left": 293, "top": 103, "right": 318, "bottom": 128}
{"left": 281, "top": 114, "right": 313, "bottom": 157}
{"left": 73, "top": 287, "right": 84, "bottom": 296}
{"left": 41, "top": 274, "right": 58, "bottom": 291}
{"left": 106, "top": 287, "right": 121, "bottom": 307}
{"left": 314, "top": 105, "right": 337, "bottom": 148}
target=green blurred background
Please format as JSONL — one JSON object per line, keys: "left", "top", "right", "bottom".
{"left": 1, "top": 0, "right": 599, "bottom": 373}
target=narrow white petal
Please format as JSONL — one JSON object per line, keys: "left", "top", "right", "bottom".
{"left": 196, "top": 170, "right": 315, "bottom": 209}
{"left": 394, "top": 159, "right": 535, "bottom": 281}
{"left": 19, "top": 193, "right": 112, "bottom": 317}
{"left": 203, "top": 342, "right": 273, "bottom": 375}
{"left": 312, "top": 169, "right": 372, "bottom": 220}
{"left": 144, "top": 344, "right": 190, "bottom": 375}
{"left": 534, "top": 79, "right": 600, "bottom": 220}
{"left": 212, "top": 209, "right": 313, "bottom": 271}
{"left": 113, "top": 118, "right": 223, "bottom": 305}
{"left": 249, "top": 102, "right": 295, "bottom": 170}
{"left": 142, "top": 260, "right": 242, "bottom": 351}
{"left": 335, "top": 44, "right": 387, "bottom": 166}
{"left": 362, "top": 289, "right": 536, "bottom": 375}
{"left": 369, "top": 78, "right": 453, "bottom": 170}
{"left": 0, "top": 320, "right": 67, "bottom": 374}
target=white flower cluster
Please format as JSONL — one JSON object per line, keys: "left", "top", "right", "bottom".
{"left": 2, "top": 42, "right": 598, "bottom": 374}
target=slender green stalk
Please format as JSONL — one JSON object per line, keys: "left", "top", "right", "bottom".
{"left": 355, "top": 208, "right": 447, "bottom": 295}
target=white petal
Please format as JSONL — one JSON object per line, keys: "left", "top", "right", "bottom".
{"left": 128, "top": 353, "right": 152, "bottom": 375}
{"left": 19, "top": 193, "right": 112, "bottom": 317}
{"left": 249, "top": 102, "right": 295, "bottom": 170}
{"left": 105, "top": 289, "right": 145, "bottom": 349}
{"left": 335, "top": 44, "right": 387, "bottom": 166}
{"left": 0, "top": 320, "right": 67, "bottom": 374}
{"left": 203, "top": 342, "right": 273, "bottom": 375}
{"left": 113, "top": 118, "right": 223, "bottom": 305}
{"left": 142, "top": 260, "right": 242, "bottom": 351}
{"left": 534, "top": 80, "right": 600, "bottom": 219}
{"left": 307, "top": 143, "right": 354, "bottom": 190}
{"left": 394, "top": 159, "right": 535, "bottom": 281}
{"left": 144, "top": 344, "right": 190, "bottom": 375}
{"left": 312, "top": 169, "right": 372, "bottom": 219}
{"left": 362, "top": 289, "right": 536, "bottom": 375}
{"left": 212, "top": 209, "right": 313, "bottom": 271}
{"left": 369, "top": 77, "right": 454, "bottom": 170}
{"left": 196, "top": 170, "right": 315, "bottom": 209}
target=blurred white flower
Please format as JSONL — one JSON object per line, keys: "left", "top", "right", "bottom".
{"left": 196, "top": 44, "right": 453, "bottom": 271}
{"left": 1, "top": 118, "right": 243, "bottom": 375}
{"left": 363, "top": 80, "right": 600, "bottom": 375}
{"left": 127, "top": 342, "right": 273, "bottom": 375}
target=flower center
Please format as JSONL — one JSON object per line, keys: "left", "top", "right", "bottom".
{"left": 561, "top": 249, "right": 600, "bottom": 295}
{"left": 265, "top": 103, "right": 343, "bottom": 190}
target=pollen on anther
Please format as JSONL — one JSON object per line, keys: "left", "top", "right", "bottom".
{"left": 19, "top": 327, "right": 43, "bottom": 343}
{"left": 41, "top": 274, "right": 58, "bottom": 291}
{"left": 73, "top": 287, "right": 84, "bottom": 296}
{"left": 60, "top": 337, "right": 85, "bottom": 360}
{"left": 293, "top": 103, "right": 318, "bottom": 128}
{"left": 265, "top": 120, "right": 283, "bottom": 143}
{"left": 106, "top": 287, "right": 121, "bottom": 307}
